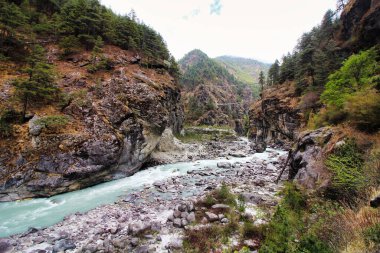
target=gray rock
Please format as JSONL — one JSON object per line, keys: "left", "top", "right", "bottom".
{"left": 173, "top": 218, "right": 182, "bottom": 228}
{"left": 181, "top": 218, "right": 188, "bottom": 227}
{"left": 130, "top": 238, "right": 139, "bottom": 247}
{"left": 136, "top": 245, "right": 149, "bottom": 253}
{"left": 112, "top": 238, "right": 126, "bottom": 249}
{"left": 186, "top": 212, "right": 196, "bottom": 223}
{"left": 211, "top": 204, "right": 230, "bottom": 210}
{"left": 53, "top": 239, "right": 76, "bottom": 252}
{"left": 173, "top": 210, "right": 181, "bottom": 218}
{"left": 217, "top": 162, "right": 232, "bottom": 169}
{"left": 128, "top": 221, "right": 150, "bottom": 236}
{"left": 221, "top": 218, "right": 229, "bottom": 223}
{"left": 28, "top": 116, "right": 43, "bottom": 136}
{"left": 205, "top": 212, "right": 219, "bottom": 222}
{"left": 167, "top": 238, "right": 183, "bottom": 249}
{"left": 181, "top": 212, "right": 188, "bottom": 219}
{"left": 0, "top": 240, "right": 12, "bottom": 253}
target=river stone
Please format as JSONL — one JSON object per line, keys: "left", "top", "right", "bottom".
{"left": 53, "top": 239, "right": 76, "bottom": 252}
{"left": 181, "top": 212, "right": 188, "bottom": 219}
{"left": 167, "top": 238, "right": 183, "bottom": 249}
{"left": 217, "top": 162, "right": 232, "bottom": 169}
{"left": 136, "top": 245, "right": 149, "bottom": 253}
{"left": 130, "top": 238, "right": 139, "bottom": 247}
{"left": 212, "top": 204, "right": 230, "bottom": 210}
{"left": 205, "top": 212, "right": 219, "bottom": 222}
{"left": 221, "top": 218, "right": 229, "bottom": 223}
{"left": 173, "top": 218, "right": 182, "bottom": 228}
{"left": 187, "top": 212, "right": 196, "bottom": 223}
{"left": 0, "top": 240, "right": 12, "bottom": 253}
{"left": 128, "top": 221, "right": 150, "bottom": 235}
{"left": 173, "top": 210, "right": 181, "bottom": 218}
{"left": 181, "top": 218, "right": 189, "bottom": 227}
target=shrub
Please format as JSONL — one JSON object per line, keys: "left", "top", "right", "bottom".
{"left": 325, "top": 139, "right": 365, "bottom": 201}
{"left": 345, "top": 88, "right": 380, "bottom": 132}
{"left": 59, "top": 35, "right": 81, "bottom": 56}
{"left": 297, "top": 234, "right": 333, "bottom": 253}
{"left": 363, "top": 223, "right": 380, "bottom": 246}
{"left": 216, "top": 184, "right": 237, "bottom": 207}
{"left": 35, "top": 115, "right": 69, "bottom": 133}
{"left": 0, "top": 119, "right": 12, "bottom": 138}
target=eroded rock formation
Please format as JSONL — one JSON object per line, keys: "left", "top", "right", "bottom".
{"left": 0, "top": 46, "right": 183, "bottom": 201}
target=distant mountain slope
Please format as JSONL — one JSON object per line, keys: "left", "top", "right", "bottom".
{"left": 179, "top": 50, "right": 252, "bottom": 132}
{"left": 215, "top": 56, "right": 270, "bottom": 85}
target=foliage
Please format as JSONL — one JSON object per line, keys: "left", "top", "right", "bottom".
{"left": 267, "top": 59, "right": 280, "bottom": 86}
{"left": 12, "top": 45, "right": 58, "bottom": 119}
{"left": 35, "top": 115, "right": 69, "bottom": 132}
{"left": 363, "top": 223, "right": 380, "bottom": 246}
{"left": 0, "top": 0, "right": 173, "bottom": 64}
{"left": 59, "top": 35, "right": 81, "bottom": 56}
{"left": 325, "top": 139, "right": 365, "bottom": 201}
{"left": 259, "top": 183, "right": 333, "bottom": 253}
{"left": 310, "top": 48, "right": 380, "bottom": 131}
{"left": 321, "top": 48, "right": 379, "bottom": 109}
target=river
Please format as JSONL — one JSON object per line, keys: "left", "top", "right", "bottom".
{"left": 0, "top": 150, "right": 280, "bottom": 238}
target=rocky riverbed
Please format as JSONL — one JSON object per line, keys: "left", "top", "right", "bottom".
{"left": 0, "top": 138, "right": 288, "bottom": 253}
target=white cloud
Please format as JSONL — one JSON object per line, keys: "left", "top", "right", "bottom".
{"left": 100, "top": 0, "right": 337, "bottom": 63}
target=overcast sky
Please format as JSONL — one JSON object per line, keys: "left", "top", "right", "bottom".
{"left": 100, "top": 0, "right": 337, "bottom": 63}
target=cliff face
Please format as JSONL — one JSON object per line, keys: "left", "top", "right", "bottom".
{"left": 0, "top": 45, "right": 183, "bottom": 201}
{"left": 248, "top": 83, "right": 302, "bottom": 152}
{"left": 336, "top": 0, "right": 380, "bottom": 50}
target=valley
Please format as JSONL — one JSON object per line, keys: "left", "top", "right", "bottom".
{"left": 0, "top": 0, "right": 379, "bottom": 252}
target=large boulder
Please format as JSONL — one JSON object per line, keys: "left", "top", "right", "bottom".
{"left": 289, "top": 127, "right": 339, "bottom": 189}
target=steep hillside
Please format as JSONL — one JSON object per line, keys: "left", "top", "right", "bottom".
{"left": 179, "top": 50, "right": 252, "bottom": 132}
{"left": 215, "top": 55, "right": 270, "bottom": 95}
{"left": 247, "top": 1, "right": 380, "bottom": 252}
{"left": 0, "top": 0, "right": 183, "bottom": 201}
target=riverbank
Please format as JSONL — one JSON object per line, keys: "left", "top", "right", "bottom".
{"left": 0, "top": 137, "right": 288, "bottom": 253}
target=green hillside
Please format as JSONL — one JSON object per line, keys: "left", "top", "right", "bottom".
{"left": 215, "top": 56, "right": 270, "bottom": 85}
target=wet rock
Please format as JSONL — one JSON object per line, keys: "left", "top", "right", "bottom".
{"left": 53, "top": 239, "right": 76, "bottom": 252}
{"left": 217, "top": 162, "right": 232, "bottom": 169}
{"left": 205, "top": 212, "right": 219, "bottom": 222}
{"left": 0, "top": 240, "right": 12, "bottom": 253}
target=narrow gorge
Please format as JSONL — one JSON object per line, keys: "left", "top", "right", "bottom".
{"left": 0, "top": 0, "right": 379, "bottom": 252}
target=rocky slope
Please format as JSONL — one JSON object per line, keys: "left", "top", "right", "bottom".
{"left": 179, "top": 50, "right": 252, "bottom": 132}
{"left": 0, "top": 45, "right": 183, "bottom": 202}
{"left": 248, "top": 82, "right": 302, "bottom": 152}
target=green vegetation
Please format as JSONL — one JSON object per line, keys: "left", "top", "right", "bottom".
{"left": 12, "top": 45, "right": 58, "bottom": 120}
{"left": 259, "top": 183, "right": 335, "bottom": 253}
{"left": 0, "top": 0, "right": 173, "bottom": 65}
{"left": 35, "top": 115, "right": 69, "bottom": 133}
{"left": 325, "top": 139, "right": 365, "bottom": 201}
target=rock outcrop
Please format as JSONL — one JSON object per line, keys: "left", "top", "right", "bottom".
{"left": 336, "top": 0, "right": 380, "bottom": 50}
{"left": 0, "top": 45, "right": 183, "bottom": 201}
{"left": 288, "top": 127, "right": 344, "bottom": 189}
{"left": 249, "top": 83, "right": 302, "bottom": 152}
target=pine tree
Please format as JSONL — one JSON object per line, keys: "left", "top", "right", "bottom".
{"left": 259, "top": 70, "right": 265, "bottom": 95}
{"left": 13, "top": 45, "right": 58, "bottom": 120}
